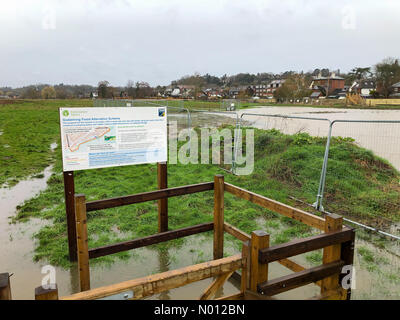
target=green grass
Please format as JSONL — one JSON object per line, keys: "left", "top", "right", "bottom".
{"left": 0, "top": 99, "right": 91, "bottom": 187}
{"left": 3, "top": 99, "right": 400, "bottom": 268}
{"left": 151, "top": 99, "right": 260, "bottom": 110}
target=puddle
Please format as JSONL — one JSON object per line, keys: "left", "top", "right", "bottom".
{"left": 352, "top": 238, "right": 400, "bottom": 299}
{"left": 50, "top": 142, "right": 57, "bottom": 151}
{"left": 0, "top": 164, "right": 79, "bottom": 299}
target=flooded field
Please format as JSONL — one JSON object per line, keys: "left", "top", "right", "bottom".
{"left": 1, "top": 163, "right": 398, "bottom": 299}
{"left": 1, "top": 106, "right": 399, "bottom": 299}
{"left": 0, "top": 167, "right": 319, "bottom": 299}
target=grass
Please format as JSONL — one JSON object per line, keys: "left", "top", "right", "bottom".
{"left": 260, "top": 102, "right": 400, "bottom": 110}
{"left": 150, "top": 99, "right": 260, "bottom": 110}
{"left": 0, "top": 99, "right": 91, "bottom": 187}
{"left": 2, "top": 99, "right": 399, "bottom": 268}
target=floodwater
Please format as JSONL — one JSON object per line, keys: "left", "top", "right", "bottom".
{"left": 0, "top": 163, "right": 317, "bottom": 300}
{"left": 2, "top": 162, "right": 398, "bottom": 299}
{"left": 237, "top": 106, "right": 400, "bottom": 170}
{"left": 1, "top": 107, "right": 400, "bottom": 299}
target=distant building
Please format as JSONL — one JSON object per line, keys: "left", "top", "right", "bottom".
{"left": 171, "top": 88, "right": 181, "bottom": 97}
{"left": 311, "top": 72, "right": 345, "bottom": 96}
{"left": 310, "top": 91, "right": 323, "bottom": 99}
{"left": 391, "top": 82, "right": 400, "bottom": 97}
{"left": 228, "top": 87, "right": 240, "bottom": 98}
{"left": 252, "top": 84, "right": 268, "bottom": 97}
{"left": 349, "top": 80, "right": 376, "bottom": 97}
{"left": 266, "top": 80, "right": 285, "bottom": 96}
{"left": 90, "top": 92, "right": 98, "bottom": 99}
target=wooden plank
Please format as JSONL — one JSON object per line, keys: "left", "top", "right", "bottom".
{"left": 63, "top": 171, "right": 77, "bottom": 261}
{"left": 224, "top": 223, "right": 251, "bottom": 242}
{"left": 213, "top": 175, "right": 224, "bottom": 260}
{"left": 35, "top": 285, "right": 59, "bottom": 300}
{"left": 61, "top": 254, "right": 244, "bottom": 300}
{"left": 340, "top": 227, "right": 356, "bottom": 300}
{"left": 231, "top": 256, "right": 323, "bottom": 288}
{"left": 241, "top": 241, "right": 250, "bottom": 292}
{"left": 89, "top": 223, "right": 214, "bottom": 259}
{"left": 259, "top": 228, "right": 353, "bottom": 264}
{"left": 228, "top": 256, "right": 320, "bottom": 288}
{"left": 75, "top": 194, "right": 90, "bottom": 292}
{"left": 278, "top": 258, "right": 305, "bottom": 273}
{"left": 157, "top": 162, "right": 168, "bottom": 232}
{"left": 250, "top": 230, "right": 269, "bottom": 291}
{"left": 244, "top": 290, "right": 275, "bottom": 300}
{"left": 86, "top": 182, "right": 214, "bottom": 212}
{"left": 199, "top": 271, "right": 234, "bottom": 300}
{"left": 216, "top": 293, "right": 244, "bottom": 300}
{"left": 224, "top": 183, "right": 325, "bottom": 230}
{"left": 222, "top": 222, "right": 317, "bottom": 285}
{"left": 321, "top": 214, "right": 343, "bottom": 296}
{"left": 258, "top": 261, "right": 345, "bottom": 296}
{"left": 278, "top": 259, "right": 322, "bottom": 287}
{"left": 0, "top": 273, "right": 11, "bottom": 300}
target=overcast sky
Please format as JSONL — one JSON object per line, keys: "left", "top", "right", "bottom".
{"left": 1, "top": 0, "right": 399, "bottom": 88}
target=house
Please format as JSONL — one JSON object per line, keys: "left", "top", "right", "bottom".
{"left": 252, "top": 84, "right": 268, "bottom": 97}
{"left": 310, "top": 91, "right": 323, "bottom": 99}
{"left": 228, "top": 87, "right": 240, "bottom": 98}
{"left": 310, "top": 72, "right": 345, "bottom": 96}
{"left": 328, "top": 88, "right": 347, "bottom": 99}
{"left": 349, "top": 80, "right": 376, "bottom": 97}
{"left": 204, "top": 88, "right": 223, "bottom": 98}
{"left": 171, "top": 88, "right": 181, "bottom": 97}
{"left": 391, "top": 82, "right": 400, "bottom": 97}
{"left": 164, "top": 88, "right": 173, "bottom": 97}
{"left": 266, "top": 80, "right": 285, "bottom": 96}
{"left": 90, "top": 92, "right": 98, "bottom": 99}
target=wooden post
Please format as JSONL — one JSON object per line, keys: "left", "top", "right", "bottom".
{"left": 241, "top": 241, "right": 250, "bottom": 292}
{"left": 213, "top": 175, "right": 224, "bottom": 260}
{"left": 340, "top": 228, "right": 356, "bottom": 300}
{"left": 250, "top": 230, "right": 269, "bottom": 292}
{"left": 0, "top": 273, "right": 11, "bottom": 300}
{"left": 35, "top": 285, "right": 59, "bottom": 300}
{"left": 199, "top": 271, "right": 234, "bottom": 300}
{"left": 75, "top": 194, "right": 90, "bottom": 291}
{"left": 157, "top": 162, "right": 168, "bottom": 233}
{"left": 321, "top": 213, "right": 343, "bottom": 297}
{"left": 64, "top": 171, "right": 77, "bottom": 261}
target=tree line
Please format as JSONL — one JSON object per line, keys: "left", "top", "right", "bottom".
{"left": 1, "top": 57, "right": 399, "bottom": 99}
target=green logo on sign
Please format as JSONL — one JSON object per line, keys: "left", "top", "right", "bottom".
{"left": 62, "top": 110, "right": 69, "bottom": 117}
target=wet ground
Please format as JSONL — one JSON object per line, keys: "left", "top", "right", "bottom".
{"left": 0, "top": 164, "right": 318, "bottom": 300}
{"left": 1, "top": 107, "right": 399, "bottom": 299}
{"left": 2, "top": 163, "right": 398, "bottom": 299}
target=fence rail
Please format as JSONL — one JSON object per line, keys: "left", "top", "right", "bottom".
{"left": 0, "top": 174, "right": 356, "bottom": 300}
{"left": 236, "top": 111, "right": 400, "bottom": 241}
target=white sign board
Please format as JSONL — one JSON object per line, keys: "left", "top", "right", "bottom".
{"left": 59, "top": 107, "right": 167, "bottom": 171}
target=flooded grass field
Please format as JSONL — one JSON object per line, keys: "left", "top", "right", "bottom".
{"left": 0, "top": 101, "right": 399, "bottom": 299}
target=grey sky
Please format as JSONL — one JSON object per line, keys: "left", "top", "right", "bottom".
{"left": 1, "top": 0, "right": 399, "bottom": 88}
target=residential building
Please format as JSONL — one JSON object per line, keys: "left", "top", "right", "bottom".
{"left": 310, "top": 72, "right": 345, "bottom": 96}
{"left": 392, "top": 82, "right": 400, "bottom": 97}
{"left": 349, "top": 80, "right": 376, "bottom": 97}
{"left": 252, "top": 84, "right": 268, "bottom": 97}
{"left": 228, "top": 87, "right": 240, "bottom": 98}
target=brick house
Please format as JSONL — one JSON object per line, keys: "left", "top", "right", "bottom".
{"left": 311, "top": 73, "right": 345, "bottom": 96}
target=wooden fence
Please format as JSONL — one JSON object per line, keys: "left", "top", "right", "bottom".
{"left": 2, "top": 174, "right": 355, "bottom": 300}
